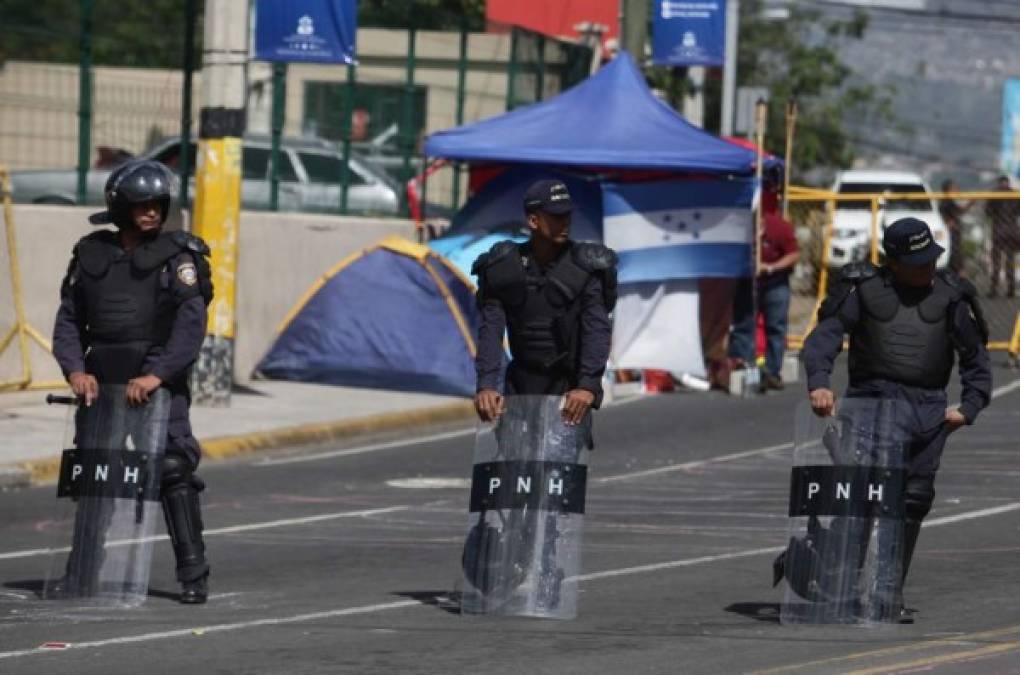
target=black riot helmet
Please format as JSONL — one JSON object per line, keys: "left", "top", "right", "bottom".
{"left": 89, "top": 160, "right": 175, "bottom": 228}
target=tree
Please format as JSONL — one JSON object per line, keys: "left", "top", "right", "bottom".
{"left": 693, "top": 1, "right": 893, "bottom": 178}
{"left": 1, "top": 0, "right": 203, "bottom": 69}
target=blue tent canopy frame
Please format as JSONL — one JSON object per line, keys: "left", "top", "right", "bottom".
{"left": 425, "top": 52, "right": 761, "bottom": 174}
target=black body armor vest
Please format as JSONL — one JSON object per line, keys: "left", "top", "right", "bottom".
{"left": 848, "top": 273, "right": 959, "bottom": 389}
{"left": 474, "top": 241, "right": 617, "bottom": 393}
{"left": 74, "top": 231, "right": 193, "bottom": 382}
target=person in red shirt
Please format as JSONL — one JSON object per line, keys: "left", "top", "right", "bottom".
{"left": 729, "top": 180, "right": 800, "bottom": 391}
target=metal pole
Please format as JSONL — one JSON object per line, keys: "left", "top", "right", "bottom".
{"left": 618, "top": 0, "right": 627, "bottom": 53}
{"left": 419, "top": 153, "right": 428, "bottom": 241}
{"left": 869, "top": 197, "right": 880, "bottom": 264}
{"left": 178, "top": 0, "right": 197, "bottom": 210}
{"left": 721, "top": 0, "right": 740, "bottom": 136}
{"left": 191, "top": 0, "right": 248, "bottom": 406}
{"left": 76, "top": 0, "right": 94, "bottom": 205}
{"left": 401, "top": 27, "right": 417, "bottom": 218}
{"left": 269, "top": 61, "right": 286, "bottom": 211}
{"left": 339, "top": 61, "right": 356, "bottom": 214}
{"left": 754, "top": 98, "right": 767, "bottom": 275}
{"left": 782, "top": 100, "right": 797, "bottom": 219}
{"left": 0, "top": 170, "right": 31, "bottom": 387}
{"left": 451, "top": 23, "right": 468, "bottom": 210}
{"left": 535, "top": 35, "right": 546, "bottom": 102}
{"left": 505, "top": 29, "right": 518, "bottom": 111}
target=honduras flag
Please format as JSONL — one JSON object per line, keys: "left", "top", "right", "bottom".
{"left": 603, "top": 178, "right": 756, "bottom": 283}
{"left": 605, "top": 177, "right": 756, "bottom": 377}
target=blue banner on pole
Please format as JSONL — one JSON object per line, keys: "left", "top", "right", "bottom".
{"left": 254, "top": 0, "right": 357, "bottom": 64}
{"left": 652, "top": 1, "right": 726, "bottom": 67}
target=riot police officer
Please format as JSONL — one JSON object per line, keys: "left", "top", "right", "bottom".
{"left": 52, "top": 160, "right": 214, "bottom": 604}
{"left": 802, "top": 216, "right": 992, "bottom": 622}
{"left": 471, "top": 179, "right": 616, "bottom": 424}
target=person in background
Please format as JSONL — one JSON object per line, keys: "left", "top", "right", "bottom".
{"left": 729, "top": 175, "right": 800, "bottom": 392}
{"left": 938, "top": 179, "right": 973, "bottom": 276}
{"left": 985, "top": 175, "right": 1018, "bottom": 298}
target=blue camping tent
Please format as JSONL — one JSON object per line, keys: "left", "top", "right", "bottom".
{"left": 424, "top": 52, "right": 759, "bottom": 173}
{"left": 256, "top": 237, "right": 480, "bottom": 397}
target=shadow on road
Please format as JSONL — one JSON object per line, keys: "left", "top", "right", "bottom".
{"left": 3, "top": 579, "right": 44, "bottom": 599}
{"left": 393, "top": 590, "right": 461, "bottom": 615}
{"left": 724, "top": 601, "right": 781, "bottom": 624}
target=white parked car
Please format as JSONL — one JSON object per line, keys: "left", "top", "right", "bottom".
{"left": 829, "top": 169, "right": 950, "bottom": 269}
{"left": 8, "top": 135, "right": 401, "bottom": 216}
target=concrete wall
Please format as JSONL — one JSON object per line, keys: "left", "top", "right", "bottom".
{"left": 0, "top": 204, "right": 415, "bottom": 387}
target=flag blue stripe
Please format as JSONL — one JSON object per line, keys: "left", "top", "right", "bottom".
{"left": 603, "top": 178, "right": 757, "bottom": 217}
{"left": 617, "top": 243, "right": 752, "bottom": 283}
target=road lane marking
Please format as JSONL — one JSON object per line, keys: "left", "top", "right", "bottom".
{"left": 596, "top": 442, "right": 793, "bottom": 484}
{"left": 0, "top": 600, "right": 421, "bottom": 661}
{"left": 845, "top": 639, "right": 1020, "bottom": 675}
{"left": 750, "top": 624, "right": 1020, "bottom": 674}
{"left": 0, "top": 506, "right": 410, "bottom": 561}
{"left": 1, "top": 500, "right": 1019, "bottom": 661}
{"left": 570, "top": 546, "right": 785, "bottom": 582}
{"left": 923, "top": 502, "right": 1020, "bottom": 527}
{"left": 256, "top": 429, "right": 476, "bottom": 467}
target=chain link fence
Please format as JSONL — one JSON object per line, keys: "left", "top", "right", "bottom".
{"left": 786, "top": 190, "right": 1020, "bottom": 359}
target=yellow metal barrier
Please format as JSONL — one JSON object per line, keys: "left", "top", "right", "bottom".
{"left": 0, "top": 167, "right": 66, "bottom": 391}
{"left": 786, "top": 188, "right": 1019, "bottom": 358}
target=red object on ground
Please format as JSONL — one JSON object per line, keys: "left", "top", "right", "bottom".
{"left": 643, "top": 369, "right": 675, "bottom": 393}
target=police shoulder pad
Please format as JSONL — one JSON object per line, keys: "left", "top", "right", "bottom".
{"left": 839, "top": 261, "right": 877, "bottom": 283}
{"left": 571, "top": 242, "right": 618, "bottom": 272}
{"left": 471, "top": 240, "right": 518, "bottom": 275}
{"left": 74, "top": 230, "right": 119, "bottom": 277}
{"left": 937, "top": 269, "right": 974, "bottom": 298}
{"left": 171, "top": 231, "right": 211, "bottom": 256}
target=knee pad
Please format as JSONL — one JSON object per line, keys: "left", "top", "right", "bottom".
{"left": 904, "top": 476, "right": 935, "bottom": 522}
{"left": 160, "top": 454, "right": 190, "bottom": 490}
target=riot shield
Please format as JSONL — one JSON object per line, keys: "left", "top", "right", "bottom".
{"left": 778, "top": 396, "right": 908, "bottom": 625}
{"left": 460, "top": 395, "right": 591, "bottom": 619}
{"left": 43, "top": 385, "right": 169, "bottom": 607}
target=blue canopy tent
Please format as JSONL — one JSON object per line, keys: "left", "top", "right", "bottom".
{"left": 256, "top": 237, "right": 480, "bottom": 396}
{"left": 423, "top": 53, "right": 778, "bottom": 380}
{"left": 424, "top": 52, "right": 769, "bottom": 268}
{"left": 424, "top": 51, "right": 759, "bottom": 173}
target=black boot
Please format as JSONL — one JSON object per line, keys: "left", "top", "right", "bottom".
{"left": 162, "top": 470, "right": 210, "bottom": 603}
{"left": 180, "top": 574, "right": 208, "bottom": 604}
{"left": 895, "top": 519, "right": 923, "bottom": 623}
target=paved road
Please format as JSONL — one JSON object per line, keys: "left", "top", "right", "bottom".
{"left": 1, "top": 362, "right": 1018, "bottom": 674}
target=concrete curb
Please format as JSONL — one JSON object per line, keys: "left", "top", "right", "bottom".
{"left": 8, "top": 401, "right": 477, "bottom": 487}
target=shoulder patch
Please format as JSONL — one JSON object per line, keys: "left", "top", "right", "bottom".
{"left": 572, "top": 242, "right": 618, "bottom": 271}
{"left": 177, "top": 261, "right": 198, "bottom": 286}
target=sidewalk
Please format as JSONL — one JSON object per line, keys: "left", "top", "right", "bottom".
{"left": 0, "top": 381, "right": 474, "bottom": 488}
